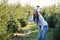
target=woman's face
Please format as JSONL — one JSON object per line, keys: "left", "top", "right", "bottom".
{"left": 33, "top": 11, "right": 39, "bottom": 19}
{"left": 33, "top": 10, "right": 38, "bottom": 15}
{"left": 33, "top": 11, "right": 39, "bottom": 24}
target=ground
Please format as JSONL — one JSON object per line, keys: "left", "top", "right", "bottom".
{"left": 12, "top": 23, "right": 54, "bottom": 40}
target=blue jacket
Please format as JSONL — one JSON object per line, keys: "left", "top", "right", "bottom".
{"left": 28, "top": 13, "right": 48, "bottom": 30}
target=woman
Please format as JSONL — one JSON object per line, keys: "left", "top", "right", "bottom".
{"left": 27, "top": 9, "right": 48, "bottom": 40}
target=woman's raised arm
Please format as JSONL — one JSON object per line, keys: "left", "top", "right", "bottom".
{"left": 27, "top": 11, "right": 33, "bottom": 22}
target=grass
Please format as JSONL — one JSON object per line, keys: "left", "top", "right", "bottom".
{"left": 22, "top": 25, "right": 38, "bottom": 40}
{"left": 21, "top": 24, "right": 54, "bottom": 40}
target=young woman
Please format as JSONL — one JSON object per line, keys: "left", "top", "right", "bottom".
{"left": 27, "top": 9, "right": 48, "bottom": 40}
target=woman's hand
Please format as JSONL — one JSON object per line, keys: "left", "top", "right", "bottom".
{"left": 40, "top": 30, "right": 43, "bottom": 34}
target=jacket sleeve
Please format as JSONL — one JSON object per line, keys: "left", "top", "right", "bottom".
{"left": 28, "top": 16, "right": 33, "bottom": 22}
{"left": 39, "top": 13, "right": 45, "bottom": 30}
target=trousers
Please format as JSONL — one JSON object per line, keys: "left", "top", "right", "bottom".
{"left": 38, "top": 25, "right": 48, "bottom": 40}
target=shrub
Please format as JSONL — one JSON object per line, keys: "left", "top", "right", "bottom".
{"left": 7, "top": 20, "right": 18, "bottom": 33}
{"left": 17, "top": 18, "right": 26, "bottom": 27}
{"left": 47, "top": 13, "right": 58, "bottom": 28}
{"left": 53, "top": 20, "right": 60, "bottom": 40}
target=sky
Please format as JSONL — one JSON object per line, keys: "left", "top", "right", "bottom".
{"left": 19, "top": 0, "right": 58, "bottom": 7}
{"left": 0, "top": 0, "right": 59, "bottom": 8}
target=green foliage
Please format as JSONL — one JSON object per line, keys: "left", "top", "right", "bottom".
{"left": 53, "top": 19, "right": 60, "bottom": 40}
{"left": 47, "top": 13, "right": 58, "bottom": 28}
{"left": 17, "top": 18, "right": 27, "bottom": 27}
{"left": 7, "top": 20, "right": 18, "bottom": 33}
{"left": 0, "top": 1, "right": 33, "bottom": 40}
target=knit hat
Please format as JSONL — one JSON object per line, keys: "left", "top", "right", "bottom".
{"left": 34, "top": 6, "right": 40, "bottom": 12}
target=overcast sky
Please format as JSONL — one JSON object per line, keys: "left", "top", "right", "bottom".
{"left": 0, "top": 0, "right": 59, "bottom": 8}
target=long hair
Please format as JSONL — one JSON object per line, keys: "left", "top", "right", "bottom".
{"left": 33, "top": 11, "right": 39, "bottom": 24}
